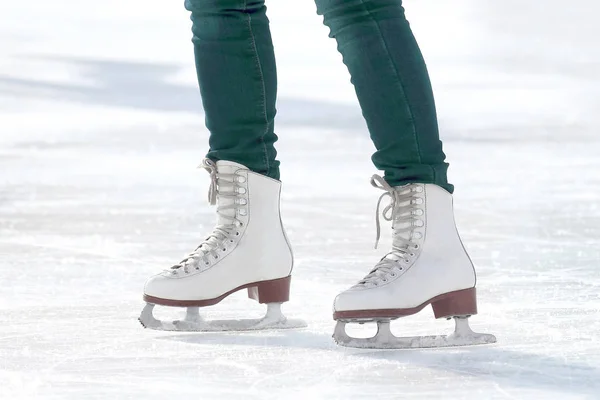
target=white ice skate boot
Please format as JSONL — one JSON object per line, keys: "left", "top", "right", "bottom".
{"left": 139, "top": 159, "right": 306, "bottom": 332}
{"left": 333, "top": 175, "right": 496, "bottom": 348}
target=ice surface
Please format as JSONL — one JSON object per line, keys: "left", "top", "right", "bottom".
{"left": 1, "top": 0, "right": 599, "bottom": 399}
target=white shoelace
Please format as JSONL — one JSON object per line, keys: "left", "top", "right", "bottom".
{"left": 171, "top": 159, "right": 245, "bottom": 275}
{"left": 357, "top": 175, "right": 422, "bottom": 286}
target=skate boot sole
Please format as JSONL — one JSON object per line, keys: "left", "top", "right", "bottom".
{"left": 333, "top": 287, "right": 477, "bottom": 321}
{"left": 144, "top": 276, "right": 291, "bottom": 307}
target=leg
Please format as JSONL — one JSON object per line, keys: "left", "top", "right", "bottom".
{"left": 139, "top": 2, "right": 306, "bottom": 332}
{"left": 185, "top": 0, "right": 280, "bottom": 179}
{"left": 316, "top": 0, "right": 496, "bottom": 348}
{"left": 315, "top": 0, "right": 452, "bottom": 192}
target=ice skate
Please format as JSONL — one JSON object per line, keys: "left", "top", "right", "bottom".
{"left": 332, "top": 176, "right": 496, "bottom": 349}
{"left": 139, "top": 159, "right": 306, "bottom": 332}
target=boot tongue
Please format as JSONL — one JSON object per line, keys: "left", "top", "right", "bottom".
{"left": 393, "top": 220, "right": 413, "bottom": 242}
{"left": 214, "top": 160, "right": 248, "bottom": 226}
{"left": 393, "top": 186, "right": 415, "bottom": 242}
{"left": 385, "top": 188, "right": 415, "bottom": 261}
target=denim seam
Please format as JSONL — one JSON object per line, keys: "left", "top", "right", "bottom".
{"left": 359, "top": 0, "right": 421, "bottom": 164}
{"left": 245, "top": 3, "right": 270, "bottom": 176}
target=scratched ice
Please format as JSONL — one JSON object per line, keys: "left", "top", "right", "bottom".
{"left": 1, "top": 1, "right": 599, "bottom": 399}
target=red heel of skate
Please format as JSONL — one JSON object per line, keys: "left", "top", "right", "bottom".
{"left": 431, "top": 287, "right": 478, "bottom": 319}
{"left": 248, "top": 276, "right": 291, "bottom": 304}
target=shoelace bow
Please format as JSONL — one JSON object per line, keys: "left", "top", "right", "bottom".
{"left": 171, "top": 159, "right": 244, "bottom": 274}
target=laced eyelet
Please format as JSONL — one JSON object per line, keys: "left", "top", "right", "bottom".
{"left": 237, "top": 176, "right": 246, "bottom": 183}
{"left": 237, "top": 187, "right": 246, "bottom": 194}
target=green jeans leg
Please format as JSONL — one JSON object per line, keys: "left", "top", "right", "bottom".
{"left": 185, "top": 0, "right": 280, "bottom": 180}
{"left": 315, "top": 0, "right": 453, "bottom": 192}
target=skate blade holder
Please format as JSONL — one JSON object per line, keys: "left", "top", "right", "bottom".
{"left": 333, "top": 316, "right": 497, "bottom": 349}
{"left": 139, "top": 303, "right": 307, "bottom": 332}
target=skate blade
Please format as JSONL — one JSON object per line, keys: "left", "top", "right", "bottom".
{"left": 333, "top": 317, "right": 497, "bottom": 349}
{"left": 139, "top": 303, "right": 307, "bottom": 332}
